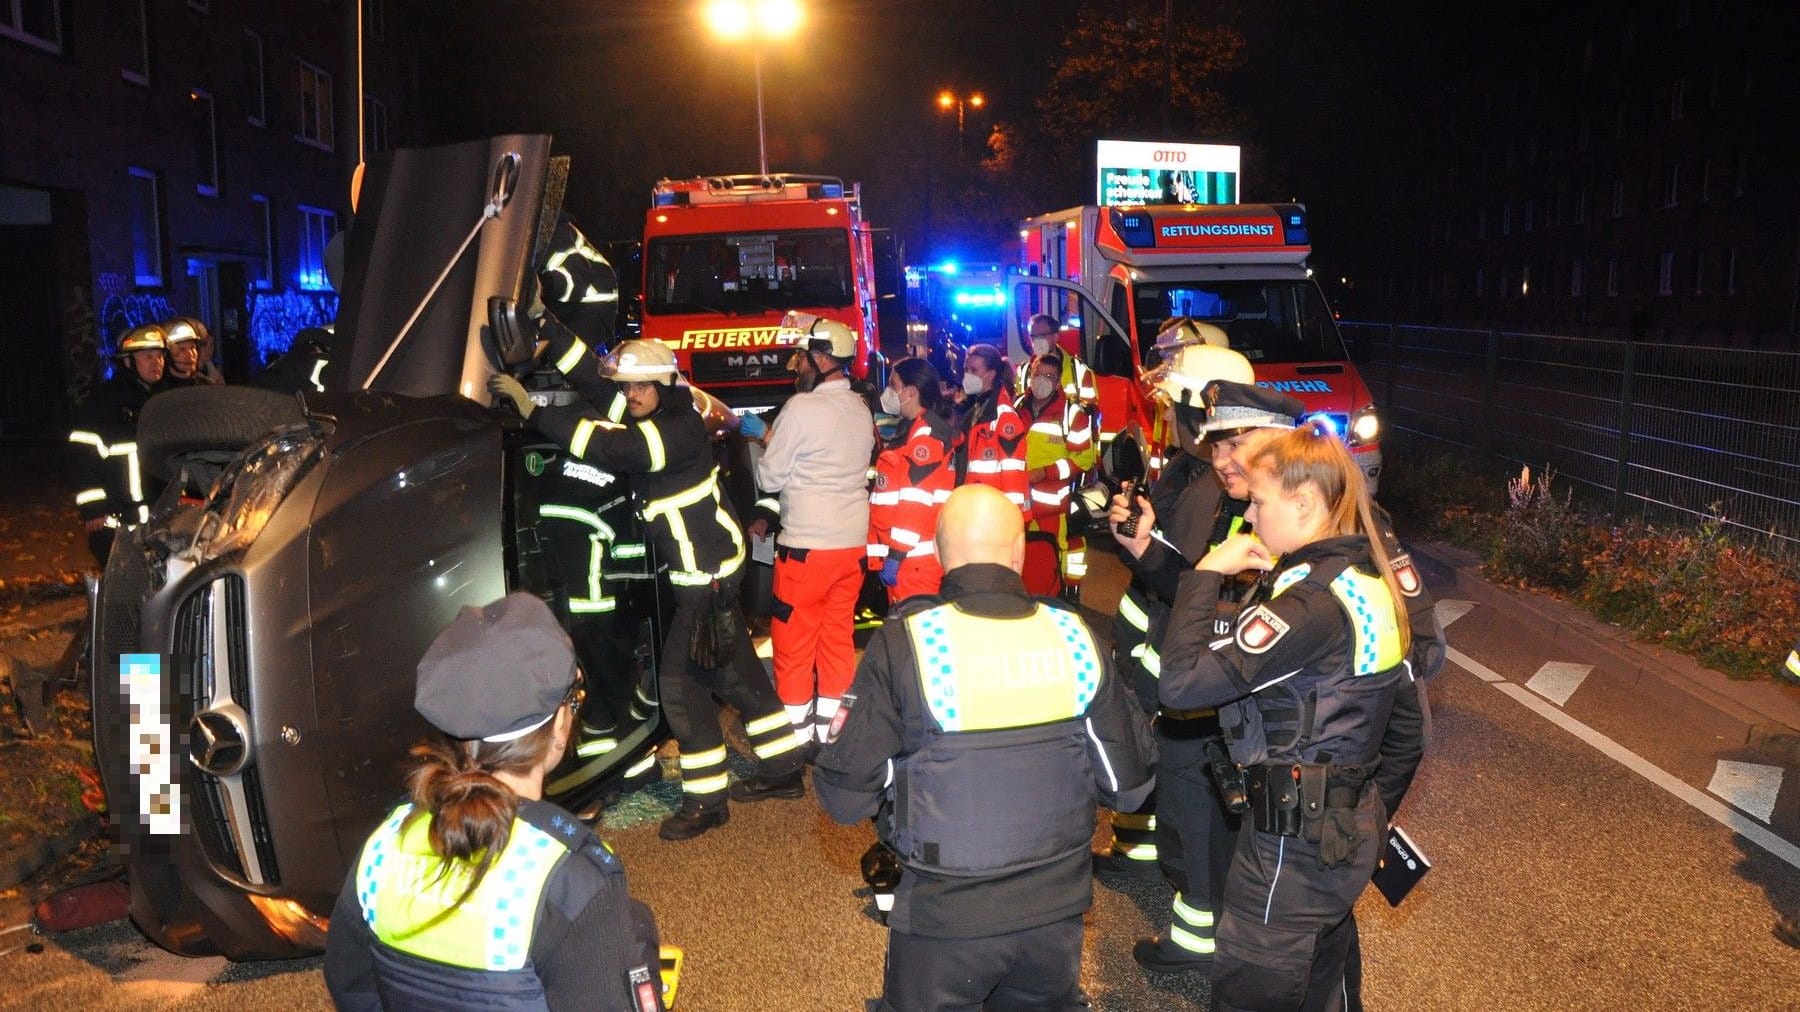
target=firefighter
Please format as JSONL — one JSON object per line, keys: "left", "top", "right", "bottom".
{"left": 540, "top": 215, "right": 621, "bottom": 346}
{"left": 69, "top": 324, "right": 167, "bottom": 565}
{"left": 752, "top": 315, "right": 877, "bottom": 755}
{"left": 1093, "top": 337, "right": 1256, "bottom": 890}
{"left": 870, "top": 358, "right": 955, "bottom": 605}
{"left": 324, "top": 593, "right": 666, "bottom": 1011}
{"left": 489, "top": 331, "right": 803, "bottom": 841}
{"left": 1157, "top": 422, "right": 1414, "bottom": 1011}
{"left": 1027, "top": 312, "right": 1096, "bottom": 408}
{"left": 952, "top": 343, "right": 1029, "bottom": 516}
{"left": 1142, "top": 317, "right": 1229, "bottom": 475}
{"left": 814, "top": 485, "right": 1155, "bottom": 1012}
{"left": 163, "top": 317, "right": 223, "bottom": 384}
{"left": 1017, "top": 350, "right": 1097, "bottom": 602}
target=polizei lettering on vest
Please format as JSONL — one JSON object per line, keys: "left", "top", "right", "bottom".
{"left": 991, "top": 647, "right": 1073, "bottom": 690}
{"left": 1160, "top": 223, "right": 1277, "bottom": 238}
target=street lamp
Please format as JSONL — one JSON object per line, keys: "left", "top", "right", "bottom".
{"left": 936, "top": 90, "right": 985, "bottom": 159}
{"left": 704, "top": 0, "right": 804, "bottom": 177}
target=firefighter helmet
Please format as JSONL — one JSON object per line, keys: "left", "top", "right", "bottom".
{"left": 778, "top": 311, "right": 857, "bottom": 360}
{"left": 607, "top": 340, "right": 680, "bottom": 385}
{"left": 116, "top": 324, "right": 166, "bottom": 355}
{"left": 1154, "top": 317, "right": 1230, "bottom": 352}
{"left": 163, "top": 316, "right": 209, "bottom": 345}
{"left": 1153, "top": 344, "right": 1254, "bottom": 409}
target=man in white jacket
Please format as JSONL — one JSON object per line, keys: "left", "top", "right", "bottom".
{"left": 749, "top": 315, "right": 877, "bottom": 762}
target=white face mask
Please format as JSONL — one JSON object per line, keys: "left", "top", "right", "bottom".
{"left": 1029, "top": 376, "right": 1056, "bottom": 401}
{"left": 880, "top": 386, "right": 903, "bottom": 415}
{"left": 1031, "top": 337, "right": 1053, "bottom": 356}
{"left": 962, "top": 372, "right": 987, "bottom": 396}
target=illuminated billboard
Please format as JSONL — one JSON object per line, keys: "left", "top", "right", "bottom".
{"left": 1096, "top": 140, "right": 1241, "bottom": 207}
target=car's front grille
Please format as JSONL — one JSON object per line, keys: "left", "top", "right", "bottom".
{"left": 174, "top": 575, "right": 279, "bottom": 885}
{"left": 97, "top": 540, "right": 150, "bottom": 658}
{"left": 686, "top": 349, "right": 793, "bottom": 387}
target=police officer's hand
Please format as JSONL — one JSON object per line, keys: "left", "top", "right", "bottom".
{"left": 1108, "top": 492, "right": 1155, "bottom": 558}
{"left": 487, "top": 373, "right": 535, "bottom": 418}
{"left": 1197, "top": 532, "right": 1273, "bottom": 576}
{"left": 879, "top": 556, "right": 902, "bottom": 588}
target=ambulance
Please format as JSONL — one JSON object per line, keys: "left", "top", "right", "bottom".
{"left": 1009, "top": 202, "right": 1382, "bottom": 491}
{"left": 640, "top": 174, "right": 882, "bottom": 408}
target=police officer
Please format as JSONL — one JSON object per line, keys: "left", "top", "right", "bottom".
{"left": 815, "top": 484, "right": 1155, "bottom": 1012}
{"left": 69, "top": 324, "right": 167, "bottom": 565}
{"left": 490, "top": 330, "right": 803, "bottom": 840}
{"left": 1158, "top": 422, "right": 1414, "bottom": 1011}
{"left": 323, "top": 592, "right": 666, "bottom": 1011}
{"left": 752, "top": 314, "right": 877, "bottom": 754}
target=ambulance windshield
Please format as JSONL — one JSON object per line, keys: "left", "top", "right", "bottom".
{"left": 645, "top": 228, "right": 853, "bottom": 316}
{"left": 1133, "top": 279, "right": 1348, "bottom": 365}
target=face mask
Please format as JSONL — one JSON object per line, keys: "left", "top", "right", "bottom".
{"left": 880, "top": 386, "right": 903, "bottom": 415}
{"left": 1032, "top": 337, "right": 1053, "bottom": 356}
{"left": 962, "top": 372, "right": 987, "bottom": 397}
{"left": 1029, "top": 376, "right": 1056, "bottom": 401}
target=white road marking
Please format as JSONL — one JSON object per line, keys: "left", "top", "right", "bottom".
{"left": 1434, "top": 599, "right": 1476, "bottom": 628}
{"left": 1525, "top": 661, "right": 1593, "bottom": 706}
{"left": 1447, "top": 647, "right": 1800, "bottom": 871}
{"left": 1707, "top": 760, "right": 1784, "bottom": 824}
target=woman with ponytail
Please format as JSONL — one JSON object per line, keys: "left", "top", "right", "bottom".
{"left": 325, "top": 593, "right": 666, "bottom": 1011}
{"left": 1155, "top": 419, "right": 1413, "bottom": 1011}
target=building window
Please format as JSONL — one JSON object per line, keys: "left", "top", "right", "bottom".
{"left": 1658, "top": 252, "right": 1675, "bottom": 296}
{"left": 364, "top": 96, "right": 389, "bottom": 155}
{"left": 1663, "top": 163, "right": 1679, "bottom": 208}
{"left": 1578, "top": 118, "right": 1590, "bottom": 151}
{"left": 1614, "top": 103, "right": 1626, "bottom": 139}
{"left": 1550, "top": 184, "right": 1564, "bottom": 227}
{"left": 1477, "top": 207, "right": 1488, "bottom": 239}
{"left": 1505, "top": 146, "right": 1517, "bottom": 173}
{"left": 188, "top": 0, "right": 208, "bottom": 11}
{"left": 1606, "top": 258, "right": 1619, "bottom": 297}
{"left": 1701, "top": 159, "right": 1713, "bottom": 203}
{"left": 1670, "top": 78, "right": 1685, "bottom": 120}
{"left": 1526, "top": 137, "right": 1538, "bottom": 166}
{"left": 1725, "top": 247, "right": 1737, "bottom": 295}
{"left": 251, "top": 195, "right": 274, "bottom": 291}
{"left": 365, "top": 0, "right": 385, "bottom": 41}
{"left": 244, "top": 31, "right": 266, "bottom": 126}
{"left": 128, "top": 167, "right": 164, "bottom": 287}
{"left": 1692, "top": 251, "right": 1704, "bottom": 295}
{"left": 1676, "top": 0, "right": 1690, "bottom": 26}
{"left": 123, "top": 0, "right": 149, "bottom": 84}
{"left": 1520, "top": 265, "right": 1531, "bottom": 298}
{"left": 1, "top": 0, "right": 62, "bottom": 53}
{"left": 1570, "top": 260, "right": 1584, "bottom": 298}
{"left": 1734, "top": 156, "right": 1747, "bottom": 197}
{"left": 1501, "top": 203, "right": 1512, "bottom": 236}
{"left": 298, "top": 205, "right": 337, "bottom": 290}
{"left": 1474, "top": 267, "right": 1485, "bottom": 298}
{"left": 1611, "top": 179, "right": 1626, "bottom": 218}
{"left": 189, "top": 89, "right": 219, "bottom": 196}
{"left": 296, "top": 60, "right": 335, "bottom": 151}
{"left": 1574, "top": 188, "right": 1587, "bottom": 224}
{"left": 1523, "top": 200, "right": 1535, "bottom": 233}
{"left": 1710, "top": 67, "right": 1723, "bottom": 108}
{"left": 1581, "top": 39, "right": 1594, "bottom": 75}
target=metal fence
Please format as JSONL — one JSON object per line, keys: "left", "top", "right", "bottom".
{"left": 1340, "top": 322, "right": 1800, "bottom": 548}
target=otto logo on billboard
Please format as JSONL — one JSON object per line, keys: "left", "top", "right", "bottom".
{"left": 1097, "top": 140, "right": 1241, "bottom": 207}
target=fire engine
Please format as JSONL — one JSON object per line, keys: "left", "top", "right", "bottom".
{"left": 640, "top": 174, "right": 882, "bottom": 408}
{"left": 1009, "top": 202, "right": 1382, "bottom": 491}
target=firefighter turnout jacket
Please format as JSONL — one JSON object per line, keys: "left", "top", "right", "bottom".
{"left": 868, "top": 411, "right": 956, "bottom": 567}
{"left": 540, "top": 218, "right": 620, "bottom": 344}
{"left": 534, "top": 336, "right": 744, "bottom": 588}
{"left": 68, "top": 371, "right": 161, "bottom": 528}
{"left": 954, "top": 388, "right": 1030, "bottom": 516}
{"left": 324, "top": 799, "right": 663, "bottom": 1011}
{"left": 814, "top": 563, "right": 1155, "bottom": 938}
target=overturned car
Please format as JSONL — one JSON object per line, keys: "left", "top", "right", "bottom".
{"left": 89, "top": 136, "right": 693, "bottom": 960}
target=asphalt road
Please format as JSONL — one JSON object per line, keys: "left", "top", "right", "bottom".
{"left": 3, "top": 547, "right": 1798, "bottom": 1010}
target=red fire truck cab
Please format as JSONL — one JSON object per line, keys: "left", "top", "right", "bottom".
{"left": 640, "top": 174, "right": 881, "bottom": 409}
{"left": 1009, "top": 202, "right": 1382, "bottom": 492}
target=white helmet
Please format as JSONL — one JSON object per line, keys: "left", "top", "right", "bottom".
{"left": 1154, "top": 317, "right": 1230, "bottom": 352}
{"left": 607, "top": 339, "right": 680, "bottom": 385}
{"left": 1153, "top": 344, "right": 1254, "bottom": 409}
{"left": 777, "top": 311, "right": 857, "bottom": 359}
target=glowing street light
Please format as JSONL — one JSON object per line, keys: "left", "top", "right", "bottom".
{"left": 704, "top": 0, "right": 804, "bottom": 176}
{"left": 936, "top": 89, "right": 985, "bottom": 159}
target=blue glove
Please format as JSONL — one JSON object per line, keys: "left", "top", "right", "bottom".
{"left": 879, "top": 557, "right": 902, "bottom": 588}
{"left": 737, "top": 412, "right": 767, "bottom": 440}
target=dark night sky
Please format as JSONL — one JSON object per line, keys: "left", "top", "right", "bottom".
{"left": 410, "top": 1, "right": 1536, "bottom": 262}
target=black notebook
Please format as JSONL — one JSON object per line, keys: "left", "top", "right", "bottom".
{"left": 1371, "top": 824, "right": 1430, "bottom": 907}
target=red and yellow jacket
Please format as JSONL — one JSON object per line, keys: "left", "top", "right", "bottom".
{"left": 1018, "top": 390, "right": 1097, "bottom": 527}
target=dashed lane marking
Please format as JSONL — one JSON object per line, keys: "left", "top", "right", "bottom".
{"left": 1707, "top": 760, "right": 1784, "bottom": 824}
{"left": 1525, "top": 661, "right": 1593, "bottom": 706}
{"left": 1447, "top": 645, "right": 1800, "bottom": 871}
{"left": 1434, "top": 599, "right": 1476, "bottom": 629}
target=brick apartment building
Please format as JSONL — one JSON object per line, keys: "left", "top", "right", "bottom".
{"left": 1365, "top": 0, "right": 1799, "bottom": 349}
{"left": 0, "top": 0, "right": 421, "bottom": 438}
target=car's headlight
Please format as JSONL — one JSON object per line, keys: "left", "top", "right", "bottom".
{"left": 1348, "top": 405, "right": 1380, "bottom": 447}
{"left": 191, "top": 427, "right": 324, "bottom": 562}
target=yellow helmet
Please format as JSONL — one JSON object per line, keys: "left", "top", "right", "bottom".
{"left": 778, "top": 311, "right": 857, "bottom": 360}
{"left": 607, "top": 340, "right": 680, "bottom": 385}
{"left": 1153, "top": 344, "right": 1254, "bottom": 409}
{"left": 116, "top": 324, "right": 166, "bottom": 355}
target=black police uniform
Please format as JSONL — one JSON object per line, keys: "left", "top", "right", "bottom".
{"left": 531, "top": 331, "right": 801, "bottom": 816}
{"left": 69, "top": 369, "right": 164, "bottom": 564}
{"left": 325, "top": 798, "right": 663, "bottom": 1012}
{"left": 1160, "top": 535, "right": 1407, "bottom": 1011}
{"left": 815, "top": 563, "right": 1155, "bottom": 1012}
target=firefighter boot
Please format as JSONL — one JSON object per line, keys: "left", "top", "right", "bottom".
{"left": 728, "top": 767, "right": 806, "bottom": 803}
{"left": 658, "top": 799, "right": 730, "bottom": 842}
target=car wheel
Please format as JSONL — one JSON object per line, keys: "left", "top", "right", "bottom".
{"left": 137, "top": 385, "right": 307, "bottom": 482}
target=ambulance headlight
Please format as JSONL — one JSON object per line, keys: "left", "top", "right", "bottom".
{"left": 1348, "top": 406, "right": 1380, "bottom": 447}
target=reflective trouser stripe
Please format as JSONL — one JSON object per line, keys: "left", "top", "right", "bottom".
{"left": 786, "top": 703, "right": 814, "bottom": 744}
{"left": 625, "top": 752, "right": 659, "bottom": 778}
{"left": 744, "top": 709, "right": 801, "bottom": 759}
{"left": 75, "top": 488, "right": 106, "bottom": 506}
{"left": 1169, "top": 892, "right": 1216, "bottom": 954}
{"left": 1117, "top": 593, "right": 1151, "bottom": 633}
{"left": 744, "top": 711, "right": 789, "bottom": 736}
{"left": 679, "top": 745, "right": 728, "bottom": 795}
{"left": 1111, "top": 810, "right": 1158, "bottom": 859}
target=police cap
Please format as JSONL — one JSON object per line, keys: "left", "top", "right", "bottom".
{"left": 1199, "top": 379, "right": 1305, "bottom": 433}
{"left": 415, "top": 592, "right": 577, "bottom": 742}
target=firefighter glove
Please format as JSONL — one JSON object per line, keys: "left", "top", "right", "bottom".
{"left": 879, "top": 557, "right": 902, "bottom": 588}
{"left": 487, "top": 373, "right": 535, "bottom": 418}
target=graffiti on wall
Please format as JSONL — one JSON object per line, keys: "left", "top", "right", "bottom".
{"left": 249, "top": 290, "right": 338, "bottom": 367}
